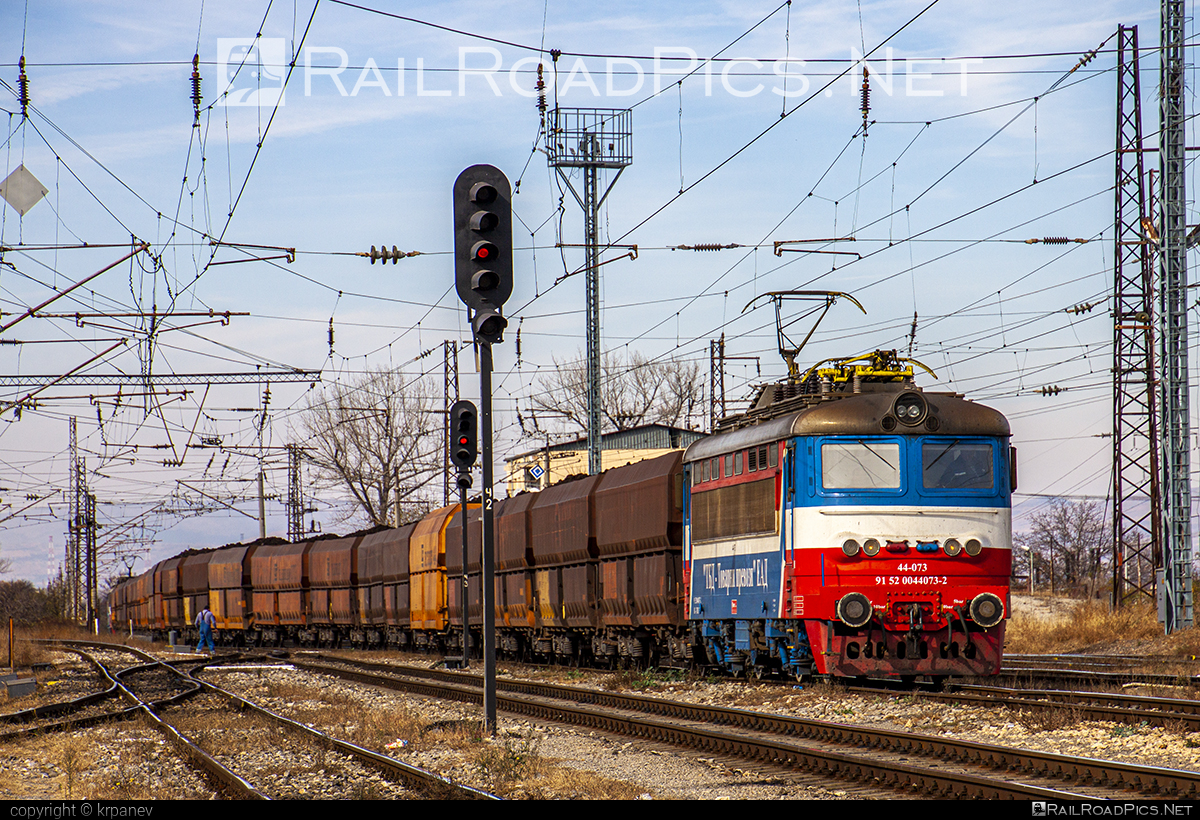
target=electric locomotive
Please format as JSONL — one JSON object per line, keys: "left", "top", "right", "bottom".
{"left": 684, "top": 349, "right": 1012, "bottom": 679}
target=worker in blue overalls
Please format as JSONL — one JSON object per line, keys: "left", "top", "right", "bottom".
{"left": 195, "top": 605, "right": 216, "bottom": 655}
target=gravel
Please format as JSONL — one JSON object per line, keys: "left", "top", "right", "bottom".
{"left": 3, "top": 643, "right": 1200, "bottom": 800}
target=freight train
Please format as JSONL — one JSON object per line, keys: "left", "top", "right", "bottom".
{"left": 109, "top": 350, "right": 1013, "bottom": 680}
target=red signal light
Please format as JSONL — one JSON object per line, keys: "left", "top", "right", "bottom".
{"left": 472, "top": 241, "right": 498, "bottom": 263}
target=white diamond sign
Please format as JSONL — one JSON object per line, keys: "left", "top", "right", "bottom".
{"left": 529, "top": 464, "right": 545, "bottom": 481}
{"left": 0, "top": 165, "right": 48, "bottom": 216}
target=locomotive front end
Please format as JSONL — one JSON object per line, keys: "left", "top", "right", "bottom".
{"left": 684, "top": 356, "right": 1013, "bottom": 681}
{"left": 796, "top": 389, "right": 1012, "bottom": 678}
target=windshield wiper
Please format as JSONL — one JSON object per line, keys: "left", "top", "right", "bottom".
{"left": 924, "top": 439, "right": 961, "bottom": 471}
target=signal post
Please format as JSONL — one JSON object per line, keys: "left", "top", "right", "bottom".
{"left": 452, "top": 164, "right": 513, "bottom": 734}
{"left": 449, "top": 400, "right": 477, "bottom": 667}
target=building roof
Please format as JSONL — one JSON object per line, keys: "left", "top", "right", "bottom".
{"left": 505, "top": 423, "right": 706, "bottom": 462}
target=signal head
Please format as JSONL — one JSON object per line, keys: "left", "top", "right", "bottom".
{"left": 449, "top": 399, "right": 478, "bottom": 470}
{"left": 453, "top": 165, "right": 513, "bottom": 345}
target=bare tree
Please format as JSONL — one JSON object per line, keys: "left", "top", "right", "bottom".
{"left": 0, "top": 580, "right": 55, "bottom": 624}
{"left": 1014, "top": 499, "right": 1109, "bottom": 596}
{"left": 532, "top": 350, "right": 704, "bottom": 433}
{"left": 298, "top": 368, "right": 440, "bottom": 528}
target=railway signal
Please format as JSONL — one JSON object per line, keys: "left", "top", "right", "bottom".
{"left": 453, "top": 165, "right": 513, "bottom": 345}
{"left": 451, "top": 164, "right": 515, "bottom": 734}
{"left": 449, "top": 400, "right": 477, "bottom": 483}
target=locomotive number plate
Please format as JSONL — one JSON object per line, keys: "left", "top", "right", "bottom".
{"left": 874, "top": 575, "right": 948, "bottom": 586}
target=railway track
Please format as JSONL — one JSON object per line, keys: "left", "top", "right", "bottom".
{"left": 2, "top": 641, "right": 495, "bottom": 800}
{"left": 999, "top": 654, "right": 1200, "bottom": 691}
{"left": 0, "top": 649, "right": 128, "bottom": 739}
{"left": 286, "top": 652, "right": 1198, "bottom": 800}
{"left": 1005, "top": 653, "right": 1200, "bottom": 672}
{"left": 895, "top": 683, "right": 1200, "bottom": 733}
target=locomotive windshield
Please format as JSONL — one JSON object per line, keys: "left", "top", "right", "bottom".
{"left": 814, "top": 436, "right": 1002, "bottom": 494}
{"left": 821, "top": 440, "right": 901, "bottom": 489}
{"left": 922, "top": 440, "right": 994, "bottom": 490}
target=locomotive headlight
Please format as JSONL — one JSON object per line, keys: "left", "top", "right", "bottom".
{"left": 964, "top": 538, "right": 983, "bottom": 556}
{"left": 841, "top": 539, "right": 861, "bottom": 557}
{"left": 837, "top": 592, "right": 873, "bottom": 628}
{"left": 969, "top": 592, "right": 1004, "bottom": 627}
{"left": 862, "top": 538, "right": 881, "bottom": 557}
{"left": 943, "top": 538, "right": 962, "bottom": 557}
{"left": 893, "top": 392, "right": 927, "bottom": 426}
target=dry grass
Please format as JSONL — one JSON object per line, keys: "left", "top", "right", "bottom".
{"left": 167, "top": 700, "right": 278, "bottom": 755}
{"left": 513, "top": 761, "right": 650, "bottom": 800}
{"left": 352, "top": 707, "right": 468, "bottom": 753}
{"left": 0, "top": 626, "right": 55, "bottom": 669}
{"left": 471, "top": 733, "right": 649, "bottom": 799}
{"left": 80, "top": 739, "right": 160, "bottom": 800}
{"left": 262, "top": 679, "right": 355, "bottom": 704}
{"left": 53, "top": 735, "right": 89, "bottom": 799}
{"left": 601, "top": 667, "right": 689, "bottom": 692}
{"left": 297, "top": 693, "right": 654, "bottom": 799}
{"left": 797, "top": 678, "right": 855, "bottom": 702}
{"left": 0, "top": 621, "right": 136, "bottom": 670}
{"left": 256, "top": 678, "right": 477, "bottom": 757}
{"left": 473, "top": 734, "right": 540, "bottom": 795}
{"left": 217, "top": 667, "right": 666, "bottom": 799}
{"left": 1005, "top": 598, "right": 1161, "bottom": 654}
{"left": 1013, "top": 704, "right": 1085, "bottom": 733}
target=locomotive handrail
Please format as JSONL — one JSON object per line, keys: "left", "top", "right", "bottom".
{"left": 817, "top": 507, "right": 1003, "bottom": 515}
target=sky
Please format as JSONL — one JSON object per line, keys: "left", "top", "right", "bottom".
{"left": 0, "top": 0, "right": 1173, "bottom": 584}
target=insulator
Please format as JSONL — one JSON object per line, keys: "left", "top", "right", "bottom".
{"left": 327, "top": 318, "right": 334, "bottom": 352}
{"left": 1041, "top": 236, "right": 1070, "bottom": 245}
{"left": 191, "top": 54, "right": 203, "bottom": 125}
{"left": 1040, "top": 385, "right": 1063, "bottom": 397}
{"left": 536, "top": 63, "right": 547, "bottom": 121}
{"left": 674, "top": 243, "right": 740, "bottom": 251}
{"left": 17, "top": 55, "right": 29, "bottom": 118}
{"left": 860, "top": 67, "right": 870, "bottom": 136}
{"left": 365, "top": 244, "right": 415, "bottom": 263}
